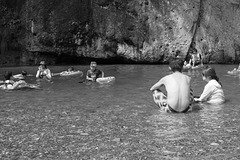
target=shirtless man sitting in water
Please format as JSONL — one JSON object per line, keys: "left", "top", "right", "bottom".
{"left": 150, "top": 59, "right": 194, "bottom": 113}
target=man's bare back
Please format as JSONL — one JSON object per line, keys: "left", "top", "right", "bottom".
{"left": 162, "top": 72, "right": 191, "bottom": 111}
{"left": 150, "top": 59, "right": 193, "bottom": 113}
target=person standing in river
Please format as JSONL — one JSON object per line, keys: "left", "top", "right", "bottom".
{"left": 150, "top": 59, "right": 194, "bottom": 113}
{"left": 36, "top": 61, "right": 52, "bottom": 80}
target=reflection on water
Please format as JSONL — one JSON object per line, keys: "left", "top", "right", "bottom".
{"left": 1, "top": 64, "right": 240, "bottom": 158}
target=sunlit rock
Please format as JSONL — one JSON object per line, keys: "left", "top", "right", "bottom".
{"left": 0, "top": 0, "right": 240, "bottom": 65}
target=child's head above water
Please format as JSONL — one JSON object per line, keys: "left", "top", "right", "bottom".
{"left": 4, "top": 71, "right": 13, "bottom": 80}
{"left": 21, "top": 70, "right": 27, "bottom": 76}
{"left": 90, "top": 61, "right": 97, "bottom": 67}
{"left": 68, "top": 67, "right": 74, "bottom": 72}
{"left": 39, "top": 61, "right": 47, "bottom": 68}
{"left": 202, "top": 67, "right": 216, "bottom": 78}
{"left": 90, "top": 61, "right": 97, "bottom": 70}
{"left": 202, "top": 66, "right": 220, "bottom": 83}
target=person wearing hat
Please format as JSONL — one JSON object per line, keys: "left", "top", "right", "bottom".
{"left": 86, "top": 61, "right": 104, "bottom": 81}
{"left": 36, "top": 61, "right": 52, "bottom": 80}
{"left": 194, "top": 66, "right": 225, "bottom": 104}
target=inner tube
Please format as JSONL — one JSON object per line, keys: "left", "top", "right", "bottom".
{"left": 60, "top": 71, "right": 83, "bottom": 77}
{"left": 0, "top": 82, "right": 40, "bottom": 90}
{"left": 227, "top": 69, "right": 240, "bottom": 75}
{"left": 96, "top": 76, "right": 115, "bottom": 84}
{"left": 16, "top": 83, "right": 40, "bottom": 90}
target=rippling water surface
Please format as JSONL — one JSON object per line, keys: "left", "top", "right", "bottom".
{"left": 0, "top": 64, "right": 240, "bottom": 159}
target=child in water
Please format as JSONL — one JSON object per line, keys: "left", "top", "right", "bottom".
{"left": 57, "top": 67, "right": 75, "bottom": 76}
{"left": 36, "top": 61, "right": 52, "bottom": 80}
{"left": 194, "top": 67, "right": 225, "bottom": 104}
{"left": 67, "top": 67, "right": 74, "bottom": 72}
{"left": 63, "top": 67, "right": 74, "bottom": 74}
{"left": 227, "top": 63, "right": 240, "bottom": 74}
{"left": 86, "top": 62, "right": 104, "bottom": 81}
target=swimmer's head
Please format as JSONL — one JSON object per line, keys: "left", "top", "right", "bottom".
{"left": 39, "top": 61, "right": 46, "bottom": 65}
{"left": 202, "top": 67, "right": 220, "bottom": 84}
{"left": 39, "top": 61, "right": 47, "bottom": 68}
{"left": 169, "top": 58, "right": 184, "bottom": 72}
{"left": 68, "top": 67, "right": 74, "bottom": 72}
{"left": 90, "top": 61, "right": 97, "bottom": 67}
{"left": 90, "top": 61, "right": 97, "bottom": 70}
{"left": 21, "top": 70, "right": 27, "bottom": 76}
{"left": 202, "top": 67, "right": 216, "bottom": 78}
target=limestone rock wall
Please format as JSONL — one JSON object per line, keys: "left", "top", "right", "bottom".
{"left": 197, "top": 0, "right": 240, "bottom": 63}
{"left": 0, "top": 0, "right": 240, "bottom": 65}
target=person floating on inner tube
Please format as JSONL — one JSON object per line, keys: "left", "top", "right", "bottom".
{"left": 67, "top": 67, "right": 74, "bottom": 72}
{"left": 13, "top": 70, "right": 33, "bottom": 80}
{"left": 36, "top": 61, "right": 52, "bottom": 80}
{"left": 86, "top": 61, "right": 104, "bottom": 82}
{"left": 0, "top": 71, "right": 27, "bottom": 90}
{"left": 57, "top": 67, "right": 75, "bottom": 75}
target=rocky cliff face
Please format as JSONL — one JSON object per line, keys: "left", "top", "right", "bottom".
{"left": 0, "top": 0, "right": 240, "bottom": 65}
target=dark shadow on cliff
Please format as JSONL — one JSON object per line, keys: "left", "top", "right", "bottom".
{"left": 55, "top": 54, "right": 168, "bottom": 65}
{"left": 55, "top": 55, "right": 139, "bottom": 65}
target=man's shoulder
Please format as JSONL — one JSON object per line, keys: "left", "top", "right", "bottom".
{"left": 162, "top": 74, "right": 175, "bottom": 81}
{"left": 182, "top": 73, "right": 191, "bottom": 80}
{"left": 169, "top": 72, "right": 191, "bottom": 79}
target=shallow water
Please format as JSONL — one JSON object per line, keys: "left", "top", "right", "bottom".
{"left": 0, "top": 64, "right": 240, "bottom": 159}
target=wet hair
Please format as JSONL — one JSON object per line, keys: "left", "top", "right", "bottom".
{"left": 202, "top": 67, "right": 221, "bottom": 85}
{"left": 21, "top": 70, "right": 27, "bottom": 76}
{"left": 169, "top": 58, "right": 184, "bottom": 72}
{"left": 4, "top": 71, "right": 13, "bottom": 80}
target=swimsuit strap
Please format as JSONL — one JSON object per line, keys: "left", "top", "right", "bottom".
{"left": 168, "top": 105, "right": 190, "bottom": 113}
{"left": 167, "top": 106, "right": 179, "bottom": 113}
{"left": 181, "top": 106, "right": 190, "bottom": 113}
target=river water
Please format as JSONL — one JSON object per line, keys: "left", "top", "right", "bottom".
{"left": 0, "top": 64, "right": 240, "bottom": 159}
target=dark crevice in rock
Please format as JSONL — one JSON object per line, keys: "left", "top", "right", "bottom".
{"left": 54, "top": 53, "right": 165, "bottom": 65}
{"left": 55, "top": 55, "right": 137, "bottom": 65}
{"left": 186, "top": 0, "right": 205, "bottom": 61}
